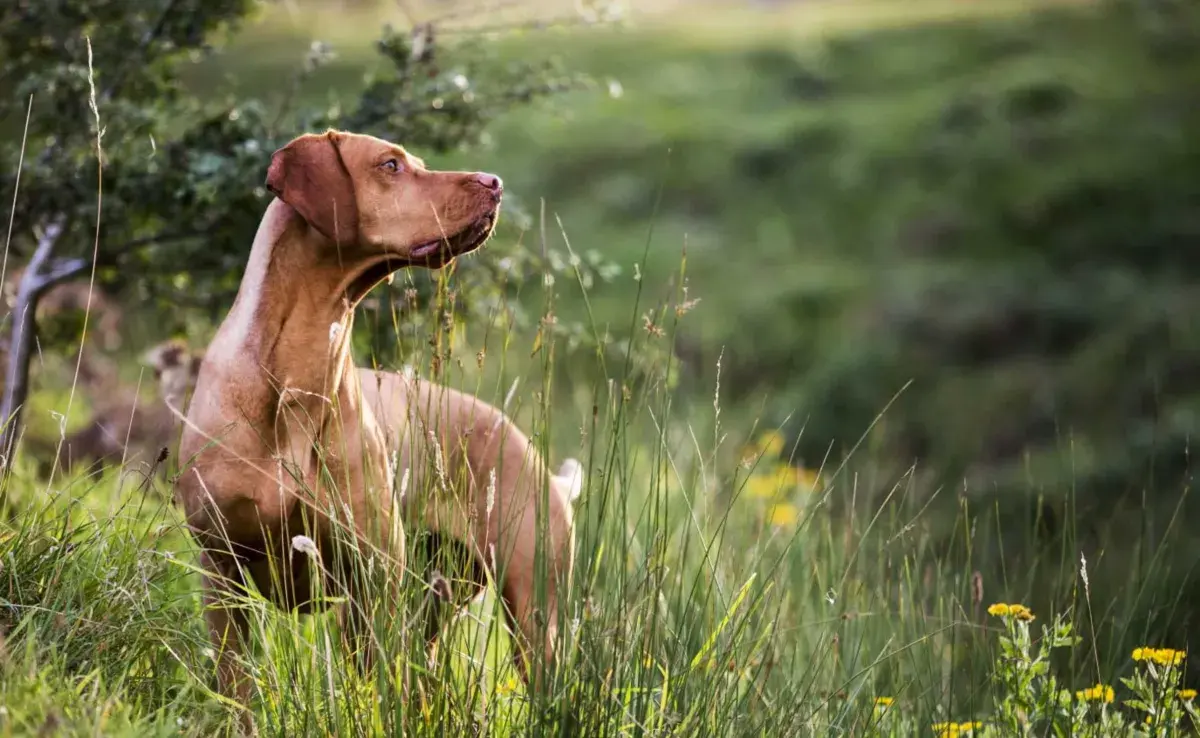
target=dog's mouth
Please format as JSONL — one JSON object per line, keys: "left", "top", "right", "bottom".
{"left": 405, "top": 211, "right": 497, "bottom": 264}
{"left": 344, "top": 210, "right": 498, "bottom": 304}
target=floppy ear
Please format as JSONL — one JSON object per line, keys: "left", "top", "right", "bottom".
{"left": 265, "top": 130, "right": 360, "bottom": 246}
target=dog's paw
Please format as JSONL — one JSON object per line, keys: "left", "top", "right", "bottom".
{"left": 557, "top": 458, "right": 583, "bottom": 502}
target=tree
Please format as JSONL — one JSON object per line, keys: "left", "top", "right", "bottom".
{"left": 0, "top": 0, "right": 594, "bottom": 466}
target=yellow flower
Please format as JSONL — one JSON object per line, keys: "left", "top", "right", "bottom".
{"left": 797, "top": 466, "right": 821, "bottom": 491}
{"left": 1179, "top": 689, "right": 1197, "bottom": 701}
{"left": 932, "top": 720, "right": 982, "bottom": 736}
{"left": 987, "top": 602, "right": 1035, "bottom": 621}
{"left": 1076, "top": 684, "right": 1115, "bottom": 703}
{"left": 1133, "top": 647, "right": 1186, "bottom": 667}
{"left": 1008, "top": 604, "right": 1035, "bottom": 622}
{"left": 756, "top": 430, "right": 785, "bottom": 457}
{"left": 767, "top": 503, "right": 800, "bottom": 528}
{"left": 745, "top": 474, "right": 778, "bottom": 499}
{"left": 1160, "top": 648, "right": 1186, "bottom": 666}
{"left": 497, "top": 675, "right": 521, "bottom": 695}
{"left": 874, "top": 696, "right": 895, "bottom": 708}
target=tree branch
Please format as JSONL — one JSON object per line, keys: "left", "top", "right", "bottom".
{"left": 0, "top": 216, "right": 68, "bottom": 470}
{"left": 102, "top": 228, "right": 207, "bottom": 264}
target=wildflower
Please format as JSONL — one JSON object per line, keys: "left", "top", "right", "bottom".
{"left": 1133, "top": 647, "right": 1186, "bottom": 667}
{"left": 986, "top": 602, "right": 1035, "bottom": 621}
{"left": 744, "top": 463, "right": 803, "bottom": 499}
{"left": 745, "top": 474, "right": 780, "bottom": 499}
{"left": 497, "top": 675, "right": 521, "bottom": 695}
{"left": 931, "top": 720, "right": 983, "bottom": 736}
{"left": 1076, "top": 684, "right": 1115, "bottom": 703}
{"left": 1159, "top": 648, "right": 1185, "bottom": 667}
{"left": 874, "top": 696, "right": 895, "bottom": 709}
{"left": 1179, "top": 689, "right": 1197, "bottom": 701}
{"left": 756, "top": 430, "right": 785, "bottom": 457}
{"left": 767, "top": 503, "right": 800, "bottom": 528}
{"left": 1008, "top": 604, "right": 1035, "bottom": 622}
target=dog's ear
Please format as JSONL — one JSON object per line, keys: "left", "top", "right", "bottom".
{"left": 266, "top": 130, "right": 360, "bottom": 246}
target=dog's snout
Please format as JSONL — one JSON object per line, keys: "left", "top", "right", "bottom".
{"left": 472, "top": 172, "right": 503, "bottom": 192}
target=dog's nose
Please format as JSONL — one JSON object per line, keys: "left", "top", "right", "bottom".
{"left": 473, "top": 172, "right": 503, "bottom": 192}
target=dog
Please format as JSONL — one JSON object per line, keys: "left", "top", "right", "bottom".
{"left": 54, "top": 338, "right": 201, "bottom": 476}
{"left": 176, "top": 130, "right": 581, "bottom": 733}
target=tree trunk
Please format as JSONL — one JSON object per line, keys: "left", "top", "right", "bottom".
{"left": 0, "top": 219, "right": 87, "bottom": 471}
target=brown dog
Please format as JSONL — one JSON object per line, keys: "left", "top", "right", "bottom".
{"left": 55, "top": 338, "right": 201, "bottom": 476}
{"left": 176, "top": 130, "right": 580, "bottom": 733}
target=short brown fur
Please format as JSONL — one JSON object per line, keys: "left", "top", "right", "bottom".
{"left": 176, "top": 130, "right": 577, "bottom": 734}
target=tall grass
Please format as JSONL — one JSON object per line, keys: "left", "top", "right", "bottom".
{"left": 1, "top": 216, "right": 1197, "bottom": 736}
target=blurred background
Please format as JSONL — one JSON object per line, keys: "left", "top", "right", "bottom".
{"left": 3, "top": 0, "right": 1200, "bottom": 693}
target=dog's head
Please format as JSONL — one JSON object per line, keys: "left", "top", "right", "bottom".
{"left": 141, "top": 338, "right": 202, "bottom": 406}
{"left": 265, "top": 129, "right": 501, "bottom": 297}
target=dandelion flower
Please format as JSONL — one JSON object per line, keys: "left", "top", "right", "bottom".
{"left": 874, "top": 696, "right": 895, "bottom": 708}
{"left": 1179, "top": 689, "right": 1197, "bottom": 701}
{"left": 756, "top": 430, "right": 785, "bottom": 457}
{"left": 745, "top": 474, "right": 780, "bottom": 499}
{"left": 1008, "top": 604, "right": 1035, "bottom": 622}
{"left": 987, "top": 603, "right": 1010, "bottom": 617}
{"left": 767, "top": 502, "right": 800, "bottom": 528}
{"left": 932, "top": 720, "right": 982, "bottom": 736}
{"left": 1076, "top": 684, "right": 1115, "bottom": 703}
{"left": 1158, "top": 648, "right": 1186, "bottom": 666}
{"left": 1134, "top": 647, "right": 1186, "bottom": 667}
{"left": 497, "top": 675, "right": 521, "bottom": 695}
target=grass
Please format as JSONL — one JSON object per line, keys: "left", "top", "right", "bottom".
{"left": 4, "top": 0, "right": 1200, "bottom": 735}
{"left": 3, "top": 242, "right": 1199, "bottom": 736}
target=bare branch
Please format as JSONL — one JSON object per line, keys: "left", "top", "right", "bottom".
{"left": 0, "top": 215, "right": 67, "bottom": 470}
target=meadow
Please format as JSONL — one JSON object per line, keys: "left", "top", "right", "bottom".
{"left": 2, "top": 0, "right": 1200, "bottom": 735}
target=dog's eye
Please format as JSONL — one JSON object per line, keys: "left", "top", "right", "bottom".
{"left": 381, "top": 159, "right": 402, "bottom": 173}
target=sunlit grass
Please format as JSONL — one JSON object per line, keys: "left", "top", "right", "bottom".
{"left": 1, "top": 228, "right": 1195, "bottom": 735}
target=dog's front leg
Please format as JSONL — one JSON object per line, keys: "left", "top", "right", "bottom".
{"left": 200, "top": 551, "right": 257, "bottom": 737}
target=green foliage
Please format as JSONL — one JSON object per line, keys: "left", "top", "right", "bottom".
{"left": 5, "top": 0, "right": 1200, "bottom": 734}
{"left": 407, "top": 0, "right": 1200, "bottom": 628}
{"left": 0, "top": 0, "right": 591, "bottom": 336}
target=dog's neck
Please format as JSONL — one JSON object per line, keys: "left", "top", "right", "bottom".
{"left": 209, "top": 200, "right": 369, "bottom": 437}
